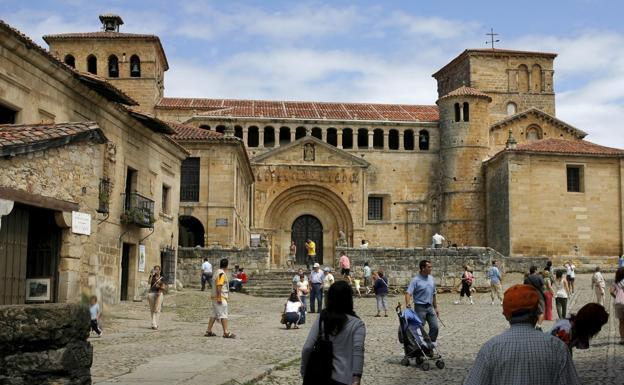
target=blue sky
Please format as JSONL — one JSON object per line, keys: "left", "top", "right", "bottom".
{"left": 2, "top": 0, "right": 624, "bottom": 147}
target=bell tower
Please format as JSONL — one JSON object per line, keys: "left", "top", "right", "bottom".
{"left": 43, "top": 14, "right": 169, "bottom": 113}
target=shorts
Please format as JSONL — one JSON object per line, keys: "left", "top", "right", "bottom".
{"left": 287, "top": 254, "right": 296, "bottom": 261}
{"left": 566, "top": 275, "right": 575, "bottom": 282}
{"left": 212, "top": 300, "right": 228, "bottom": 319}
{"left": 614, "top": 304, "right": 624, "bottom": 320}
{"left": 341, "top": 268, "right": 350, "bottom": 276}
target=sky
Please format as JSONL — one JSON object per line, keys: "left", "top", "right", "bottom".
{"left": 2, "top": 0, "right": 624, "bottom": 147}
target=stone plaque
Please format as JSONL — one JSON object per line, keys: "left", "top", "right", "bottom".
{"left": 216, "top": 218, "right": 228, "bottom": 227}
{"left": 71, "top": 211, "right": 91, "bottom": 235}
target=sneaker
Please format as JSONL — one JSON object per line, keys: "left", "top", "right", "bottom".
{"left": 469, "top": 299, "right": 474, "bottom": 305}
{"left": 453, "top": 300, "right": 461, "bottom": 305}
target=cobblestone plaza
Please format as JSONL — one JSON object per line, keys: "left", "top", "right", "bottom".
{"left": 91, "top": 274, "right": 622, "bottom": 385}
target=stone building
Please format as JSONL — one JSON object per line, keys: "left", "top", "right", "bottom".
{"left": 0, "top": 20, "right": 187, "bottom": 305}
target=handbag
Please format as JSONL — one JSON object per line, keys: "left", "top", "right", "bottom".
{"left": 303, "top": 315, "right": 333, "bottom": 385}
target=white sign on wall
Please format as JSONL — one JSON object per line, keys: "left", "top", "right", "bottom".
{"left": 71, "top": 211, "right": 91, "bottom": 235}
{"left": 138, "top": 244, "right": 146, "bottom": 272}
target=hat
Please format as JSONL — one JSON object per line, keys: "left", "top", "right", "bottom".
{"left": 502, "top": 284, "right": 540, "bottom": 319}
{"left": 313, "top": 263, "right": 320, "bottom": 268}
{"left": 323, "top": 267, "right": 331, "bottom": 272}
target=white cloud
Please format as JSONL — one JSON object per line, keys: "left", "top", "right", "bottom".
{"left": 380, "top": 12, "right": 482, "bottom": 40}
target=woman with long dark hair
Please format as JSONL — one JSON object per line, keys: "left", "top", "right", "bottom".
{"left": 301, "top": 280, "right": 365, "bottom": 385}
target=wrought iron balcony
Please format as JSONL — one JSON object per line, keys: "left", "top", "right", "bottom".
{"left": 121, "top": 192, "right": 155, "bottom": 228}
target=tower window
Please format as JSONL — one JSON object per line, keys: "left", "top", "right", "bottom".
{"left": 566, "top": 165, "right": 583, "bottom": 193}
{"left": 463, "top": 102, "right": 470, "bottom": 122}
{"left": 419, "top": 130, "right": 430, "bottom": 151}
{"left": 87, "top": 55, "right": 97, "bottom": 75}
{"left": 108, "top": 55, "right": 119, "bottom": 78}
{"left": 130, "top": 55, "right": 141, "bottom": 77}
{"left": 64, "top": 54, "right": 75, "bottom": 68}
{"left": 454, "top": 103, "right": 461, "bottom": 122}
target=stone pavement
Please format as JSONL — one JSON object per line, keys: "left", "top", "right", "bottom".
{"left": 91, "top": 274, "right": 623, "bottom": 385}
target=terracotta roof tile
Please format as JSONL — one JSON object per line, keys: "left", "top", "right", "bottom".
{"left": 513, "top": 138, "right": 624, "bottom": 156}
{"left": 438, "top": 86, "right": 491, "bottom": 101}
{"left": 156, "top": 98, "right": 439, "bottom": 122}
{"left": 0, "top": 122, "right": 107, "bottom": 156}
{"left": 168, "top": 121, "right": 224, "bottom": 140}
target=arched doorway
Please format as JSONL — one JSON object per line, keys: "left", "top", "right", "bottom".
{"left": 291, "top": 215, "right": 323, "bottom": 264}
{"left": 178, "top": 216, "right": 205, "bottom": 247}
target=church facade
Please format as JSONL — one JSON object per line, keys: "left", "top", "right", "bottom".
{"left": 35, "top": 15, "right": 624, "bottom": 268}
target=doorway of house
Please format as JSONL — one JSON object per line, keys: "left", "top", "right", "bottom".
{"left": 120, "top": 243, "right": 131, "bottom": 301}
{"left": 291, "top": 215, "right": 323, "bottom": 265}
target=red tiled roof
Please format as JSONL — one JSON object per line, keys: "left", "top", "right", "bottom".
{"left": 156, "top": 98, "right": 439, "bottom": 122}
{"left": 438, "top": 86, "right": 491, "bottom": 101}
{"left": 0, "top": 122, "right": 107, "bottom": 156}
{"left": 43, "top": 31, "right": 169, "bottom": 71}
{"left": 168, "top": 121, "right": 224, "bottom": 140}
{"left": 514, "top": 138, "right": 624, "bottom": 156}
{"left": 490, "top": 108, "right": 587, "bottom": 139}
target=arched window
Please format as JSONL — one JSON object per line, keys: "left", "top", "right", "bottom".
{"left": 454, "top": 103, "right": 461, "bottom": 122}
{"left": 357, "top": 128, "right": 368, "bottom": 149}
{"left": 295, "top": 126, "right": 306, "bottom": 140}
{"left": 247, "top": 126, "right": 259, "bottom": 147}
{"left": 216, "top": 125, "right": 226, "bottom": 134}
{"left": 404, "top": 129, "right": 415, "bottom": 150}
{"left": 373, "top": 129, "right": 384, "bottom": 149}
{"left": 130, "top": 55, "right": 141, "bottom": 77}
{"left": 526, "top": 125, "right": 542, "bottom": 142}
{"left": 506, "top": 102, "right": 517, "bottom": 116}
{"left": 311, "top": 127, "right": 322, "bottom": 140}
{"left": 463, "top": 102, "right": 470, "bottom": 122}
{"left": 64, "top": 54, "right": 75, "bottom": 68}
{"left": 419, "top": 130, "right": 430, "bottom": 151}
{"left": 342, "top": 128, "right": 353, "bottom": 149}
{"left": 326, "top": 128, "right": 337, "bottom": 146}
{"left": 264, "top": 126, "right": 275, "bottom": 147}
{"left": 388, "top": 129, "right": 399, "bottom": 150}
{"left": 108, "top": 55, "right": 119, "bottom": 78}
{"left": 234, "top": 126, "right": 243, "bottom": 139}
{"left": 518, "top": 64, "right": 529, "bottom": 93}
{"left": 199, "top": 125, "right": 210, "bottom": 130}
{"left": 87, "top": 55, "right": 97, "bottom": 75}
{"left": 279, "top": 127, "right": 291, "bottom": 145}
{"left": 531, "top": 64, "right": 542, "bottom": 93}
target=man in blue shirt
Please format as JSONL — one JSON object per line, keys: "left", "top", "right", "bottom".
{"left": 487, "top": 260, "right": 503, "bottom": 305}
{"left": 309, "top": 263, "right": 325, "bottom": 313}
{"left": 404, "top": 259, "right": 439, "bottom": 344}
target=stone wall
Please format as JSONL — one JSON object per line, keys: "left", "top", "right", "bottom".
{"left": 176, "top": 246, "right": 270, "bottom": 287}
{"left": 0, "top": 303, "right": 92, "bottom": 384}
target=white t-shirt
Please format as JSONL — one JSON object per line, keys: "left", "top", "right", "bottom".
{"left": 202, "top": 261, "right": 212, "bottom": 274}
{"left": 89, "top": 303, "right": 100, "bottom": 320}
{"left": 432, "top": 233, "right": 445, "bottom": 245}
{"left": 570, "top": 264, "right": 576, "bottom": 278}
{"left": 297, "top": 280, "right": 309, "bottom": 296}
{"left": 285, "top": 300, "right": 302, "bottom": 313}
{"left": 554, "top": 277, "right": 568, "bottom": 298}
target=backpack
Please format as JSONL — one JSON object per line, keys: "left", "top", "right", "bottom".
{"left": 303, "top": 315, "right": 333, "bottom": 385}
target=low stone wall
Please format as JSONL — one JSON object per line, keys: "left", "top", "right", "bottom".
{"left": 334, "top": 247, "right": 546, "bottom": 291}
{"left": 177, "top": 246, "right": 270, "bottom": 288}
{"left": 0, "top": 303, "right": 92, "bottom": 385}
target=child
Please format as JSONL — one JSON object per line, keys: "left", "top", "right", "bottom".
{"left": 352, "top": 277, "right": 362, "bottom": 297}
{"left": 89, "top": 295, "right": 102, "bottom": 337}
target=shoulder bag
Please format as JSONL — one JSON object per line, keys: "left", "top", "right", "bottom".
{"left": 303, "top": 315, "right": 334, "bottom": 385}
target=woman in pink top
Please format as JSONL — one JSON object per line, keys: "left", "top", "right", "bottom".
{"left": 339, "top": 252, "right": 351, "bottom": 284}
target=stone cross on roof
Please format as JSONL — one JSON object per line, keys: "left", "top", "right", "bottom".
{"left": 486, "top": 28, "right": 500, "bottom": 49}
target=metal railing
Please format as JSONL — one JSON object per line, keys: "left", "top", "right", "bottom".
{"left": 121, "top": 192, "right": 155, "bottom": 228}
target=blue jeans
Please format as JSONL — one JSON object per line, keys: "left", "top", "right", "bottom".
{"left": 413, "top": 304, "right": 439, "bottom": 342}
{"left": 201, "top": 272, "right": 212, "bottom": 290}
{"left": 310, "top": 283, "right": 323, "bottom": 313}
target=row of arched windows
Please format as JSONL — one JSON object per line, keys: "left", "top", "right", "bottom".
{"left": 199, "top": 125, "right": 431, "bottom": 151}
{"left": 64, "top": 54, "right": 141, "bottom": 78}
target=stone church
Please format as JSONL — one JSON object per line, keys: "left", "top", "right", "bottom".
{"left": 1, "top": 14, "right": 623, "bottom": 306}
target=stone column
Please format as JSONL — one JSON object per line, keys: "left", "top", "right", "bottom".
{"left": 242, "top": 127, "right": 249, "bottom": 146}
{"left": 290, "top": 129, "right": 296, "bottom": 143}
{"left": 383, "top": 131, "right": 389, "bottom": 150}
{"left": 275, "top": 129, "right": 281, "bottom": 148}
{"left": 399, "top": 131, "right": 405, "bottom": 150}
{"left": 368, "top": 130, "right": 374, "bottom": 149}
{"left": 321, "top": 128, "right": 327, "bottom": 143}
{"left": 259, "top": 127, "right": 265, "bottom": 148}
{"left": 337, "top": 129, "right": 343, "bottom": 149}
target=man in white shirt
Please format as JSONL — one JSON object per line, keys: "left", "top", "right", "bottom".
{"left": 201, "top": 258, "right": 213, "bottom": 291}
{"left": 432, "top": 233, "right": 445, "bottom": 248}
{"left": 591, "top": 266, "right": 606, "bottom": 306}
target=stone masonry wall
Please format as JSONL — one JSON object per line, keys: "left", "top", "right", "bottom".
{"left": 0, "top": 303, "right": 92, "bottom": 385}
{"left": 177, "top": 247, "right": 269, "bottom": 287}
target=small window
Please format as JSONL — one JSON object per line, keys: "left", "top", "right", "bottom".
{"left": 108, "top": 55, "right": 119, "bottom": 78}
{"left": 326, "top": 128, "right": 337, "bottom": 146}
{"left": 311, "top": 127, "right": 322, "bottom": 140}
{"left": 566, "top": 165, "right": 583, "bottom": 193}
{"left": 506, "top": 102, "right": 517, "bottom": 115}
{"left": 419, "top": 130, "right": 429, "bottom": 150}
{"left": 87, "top": 55, "right": 97, "bottom": 75}
{"left": 368, "top": 197, "right": 383, "bottom": 220}
{"left": 388, "top": 129, "right": 399, "bottom": 150}
{"left": 130, "top": 55, "right": 141, "bottom": 77}
{"left": 342, "top": 128, "right": 353, "bottom": 149}
{"left": 373, "top": 129, "right": 384, "bottom": 149}
{"left": 404, "top": 129, "right": 414, "bottom": 150}
{"left": 454, "top": 103, "right": 461, "bottom": 122}
{"left": 180, "top": 158, "right": 200, "bottom": 202}
{"left": 162, "top": 184, "right": 171, "bottom": 214}
{"left": 463, "top": 102, "right": 470, "bottom": 122}
{"left": 0, "top": 104, "right": 18, "bottom": 124}
{"left": 64, "top": 54, "right": 75, "bottom": 68}
{"left": 357, "top": 128, "right": 368, "bottom": 149}
{"left": 247, "top": 126, "right": 259, "bottom": 147}
{"left": 295, "top": 126, "right": 306, "bottom": 140}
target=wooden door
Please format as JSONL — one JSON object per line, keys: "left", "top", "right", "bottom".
{"left": 0, "top": 206, "right": 29, "bottom": 305}
{"left": 291, "top": 215, "right": 323, "bottom": 264}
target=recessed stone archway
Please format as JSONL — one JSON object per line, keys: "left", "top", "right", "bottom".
{"left": 262, "top": 184, "right": 353, "bottom": 267}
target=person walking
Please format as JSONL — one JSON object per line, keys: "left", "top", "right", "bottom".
{"left": 147, "top": 265, "right": 167, "bottom": 330}
{"left": 363, "top": 262, "right": 372, "bottom": 295}
{"left": 287, "top": 240, "right": 297, "bottom": 271}
{"left": 404, "top": 260, "right": 440, "bottom": 346}
{"left": 301, "top": 281, "right": 365, "bottom": 385}
{"left": 565, "top": 261, "right": 576, "bottom": 294}
{"left": 283, "top": 291, "right": 303, "bottom": 330}
{"left": 554, "top": 270, "right": 570, "bottom": 319}
{"left": 205, "top": 258, "right": 235, "bottom": 338}
{"left": 463, "top": 284, "right": 581, "bottom": 385}
{"left": 524, "top": 265, "right": 545, "bottom": 330}
{"left": 609, "top": 267, "right": 624, "bottom": 345}
{"left": 431, "top": 232, "right": 445, "bottom": 248}
{"left": 89, "top": 295, "right": 103, "bottom": 337}
{"left": 309, "top": 263, "right": 324, "bottom": 313}
{"left": 486, "top": 260, "right": 503, "bottom": 305}
{"left": 542, "top": 268, "right": 555, "bottom": 321}
{"left": 305, "top": 239, "right": 316, "bottom": 270}
{"left": 373, "top": 270, "right": 389, "bottom": 317}
{"left": 591, "top": 266, "right": 606, "bottom": 306}
{"left": 200, "top": 257, "right": 213, "bottom": 291}
{"left": 454, "top": 264, "right": 474, "bottom": 305}
{"left": 339, "top": 252, "right": 351, "bottom": 284}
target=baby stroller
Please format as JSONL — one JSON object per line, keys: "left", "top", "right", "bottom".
{"left": 396, "top": 304, "right": 445, "bottom": 371}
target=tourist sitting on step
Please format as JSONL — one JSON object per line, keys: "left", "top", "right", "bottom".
{"left": 229, "top": 268, "right": 248, "bottom": 292}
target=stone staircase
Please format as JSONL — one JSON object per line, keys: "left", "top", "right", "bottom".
{"left": 245, "top": 270, "right": 299, "bottom": 298}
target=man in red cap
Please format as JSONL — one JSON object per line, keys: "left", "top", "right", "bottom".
{"left": 463, "top": 284, "right": 580, "bottom": 385}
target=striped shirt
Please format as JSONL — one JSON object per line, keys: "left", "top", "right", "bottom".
{"left": 463, "top": 323, "right": 581, "bottom": 385}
